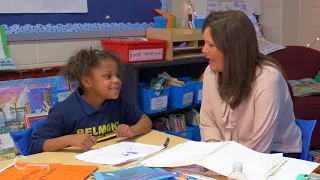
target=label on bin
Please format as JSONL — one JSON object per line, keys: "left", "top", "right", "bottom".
{"left": 129, "top": 48, "right": 163, "bottom": 62}
{"left": 183, "top": 92, "right": 194, "bottom": 105}
{"left": 151, "top": 96, "right": 168, "bottom": 110}
{"left": 198, "top": 90, "right": 203, "bottom": 101}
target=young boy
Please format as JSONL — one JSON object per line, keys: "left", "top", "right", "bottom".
{"left": 28, "top": 49, "right": 152, "bottom": 155}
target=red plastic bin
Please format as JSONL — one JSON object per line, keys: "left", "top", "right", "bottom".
{"left": 101, "top": 38, "right": 167, "bottom": 63}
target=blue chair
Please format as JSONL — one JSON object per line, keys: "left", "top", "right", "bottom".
{"left": 295, "top": 119, "right": 317, "bottom": 161}
{"left": 9, "top": 118, "right": 47, "bottom": 156}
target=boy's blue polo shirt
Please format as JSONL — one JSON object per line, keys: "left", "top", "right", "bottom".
{"left": 28, "top": 88, "right": 144, "bottom": 155}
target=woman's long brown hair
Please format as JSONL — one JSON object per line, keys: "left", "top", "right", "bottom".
{"left": 203, "top": 10, "right": 285, "bottom": 109}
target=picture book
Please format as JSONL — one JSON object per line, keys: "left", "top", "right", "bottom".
{"left": 29, "top": 88, "right": 71, "bottom": 113}
{"left": 39, "top": 89, "right": 71, "bottom": 113}
{"left": 142, "top": 141, "right": 320, "bottom": 180}
{"left": 0, "top": 76, "right": 68, "bottom": 122}
{"left": 24, "top": 112, "right": 48, "bottom": 128}
{"left": 92, "top": 165, "right": 173, "bottom": 180}
{"left": 28, "top": 87, "right": 55, "bottom": 113}
{"left": 158, "top": 114, "right": 187, "bottom": 133}
{"left": 69, "top": 81, "right": 79, "bottom": 92}
{"left": 0, "top": 133, "right": 15, "bottom": 155}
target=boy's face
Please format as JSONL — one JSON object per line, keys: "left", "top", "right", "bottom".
{"left": 87, "top": 59, "right": 122, "bottom": 99}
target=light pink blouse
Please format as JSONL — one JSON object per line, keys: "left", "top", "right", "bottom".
{"left": 200, "top": 65, "right": 302, "bottom": 153}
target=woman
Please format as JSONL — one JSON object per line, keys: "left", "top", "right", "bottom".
{"left": 200, "top": 10, "right": 302, "bottom": 158}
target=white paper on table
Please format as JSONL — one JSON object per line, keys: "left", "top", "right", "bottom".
{"left": 268, "top": 157, "right": 320, "bottom": 180}
{"left": 75, "top": 142, "right": 164, "bottom": 166}
{"left": 0, "top": 0, "right": 88, "bottom": 13}
{"left": 198, "top": 142, "right": 284, "bottom": 180}
{"left": 142, "top": 141, "right": 229, "bottom": 167}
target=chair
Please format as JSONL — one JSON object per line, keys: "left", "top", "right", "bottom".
{"left": 271, "top": 46, "right": 320, "bottom": 149}
{"left": 9, "top": 118, "right": 47, "bottom": 156}
{"left": 296, "top": 119, "right": 317, "bottom": 161}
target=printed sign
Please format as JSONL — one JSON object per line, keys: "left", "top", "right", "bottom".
{"left": 207, "top": 0, "right": 286, "bottom": 55}
{"left": 151, "top": 96, "right": 168, "bottom": 110}
{"left": 198, "top": 90, "right": 203, "bottom": 101}
{"left": 207, "top": 0, "right": 256, "bottom": 15}
{"left": 0, "top": 26, "right": 15, "bottom": 70}
{"left": 183, "top": 92, "right": 194, "bottom": 106}
{"left": 129, "top": 48, "right": 163, "bottom": 62}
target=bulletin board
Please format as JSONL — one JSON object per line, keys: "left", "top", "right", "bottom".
{"left": 0, "top": 0, "right": 167, "bottom": 34}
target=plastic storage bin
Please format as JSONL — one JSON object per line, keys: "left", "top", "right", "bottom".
{"left": 188, "top": 124, "right": 201, "bottom": 141}
{"left": 139, "top": 83, "right": 170, "bottom": 114}
{"left": 193, "top": 82, "right": 203, "bottom": 104}
{"left": 165, "top": 126, "right": 194, "bottom": 140}
{"left": 101, "top": 38, "right": 167, "bottom": 63}
{"left": 153, "top": 16, "right": 168, "bottom": 28}
{"left": 194, "top": 18, "right": 205, "bottom": 29}
{"left": 168, "top": 81, "right": 195, "bottom": 109}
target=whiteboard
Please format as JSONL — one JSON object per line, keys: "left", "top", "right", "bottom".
{"left": 0, "top": 0, "right": 88, "bottom": 13}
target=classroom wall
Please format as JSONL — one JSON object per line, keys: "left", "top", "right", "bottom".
{"left": 7, "top": 0, "right": 319, "bottom": 70}
{"left": 8, "top": 38, "right": 104, "bottom": 70}
{"left": 297, "top": 0, "right": 320, "bottom": 50}
{"left": 260, "top": 0, "right": 320, "bottom": 50}
{"left": 260, "top": 0, "right": 299, "bottom": 46}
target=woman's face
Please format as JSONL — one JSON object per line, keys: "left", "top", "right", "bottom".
{"left": 202, "top": 27, "right": 225, "bottom": 72}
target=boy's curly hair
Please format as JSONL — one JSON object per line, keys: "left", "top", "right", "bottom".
{"left": 59, "top": 48, "right": 125, "bottom": 84}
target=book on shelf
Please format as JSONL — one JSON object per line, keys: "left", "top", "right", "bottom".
{"left": 24, "top": 112, "right": 48, "bottom": 129}
{"left": 142, "top": 141, "right": 320, "bottom": 180}
{"left": 28, "top": 88, "right": 71, "bottom": 114}
{"left": 0, "top": 133, "right": 16, "bottom": 162}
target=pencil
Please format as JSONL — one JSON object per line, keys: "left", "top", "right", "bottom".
{"left": 97, "top": 133, "right": 116, "bottom": 142}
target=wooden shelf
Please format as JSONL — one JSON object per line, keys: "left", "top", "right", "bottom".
{"left": 146, "top": 28, "right": 204, "bottom": 60}
{"left": 173, "top": 46, "right": 203, "bottom": 51}
{"left": 173, "top": 54, "right": 205, "bottom": 60}
{"left": 128, "top": 57, "right": 208, "bottom": 69}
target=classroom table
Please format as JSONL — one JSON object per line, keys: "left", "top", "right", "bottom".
{"left": 1, "top": 130, "right": 320, "bottom": 180}
{"left": 0, "top": 130, "right": 226, "bottom": 180}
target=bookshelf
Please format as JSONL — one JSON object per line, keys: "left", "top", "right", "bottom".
{"left": 121, "top": 57, "right": 207, "bottom": 117}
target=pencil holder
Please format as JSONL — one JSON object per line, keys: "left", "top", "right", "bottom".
{"left": 139, "top": 83, "right": 170, "bottom": 114}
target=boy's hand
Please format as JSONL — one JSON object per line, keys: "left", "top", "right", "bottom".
{"left": 68, "top": 134, "right": 97, "bottom": 151}
{"left": 114, "top": 124, "right": 135, "bottom": 138}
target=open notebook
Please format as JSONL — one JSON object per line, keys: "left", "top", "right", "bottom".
{"left": 142, "top": 141, "right": 318, "bottom": 180}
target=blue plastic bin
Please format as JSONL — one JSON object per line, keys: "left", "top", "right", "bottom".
{"left": 153, "top": 16, "right": 168, "bottom": 28}
{"left": 194, "top": 18, "right": 205, "bottom": 29}
{"left": 165, "top": 126, "right": 194, "bottom": 140}
{"left": 193, "top": 82, "right": 203, "bottom": 104}
{"left": 139, "top": 83, "right": 170, "bottom": 114}
{"left": 169, "top": 81, "right": 195, "bottom": 109}
{"left": 178, "top": 77, "right": 191, "bottom": 82}
{"left": 188, "top": 124, "right": 201, "bottom": 141}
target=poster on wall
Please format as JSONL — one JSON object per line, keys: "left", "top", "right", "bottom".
{"left": 207, "top": 0, "right": 286, "bottom": 55}
{"left": 207, "top": 0, "right": 256, "bottom": 15}
{"left": 0, "top": 26, "right": 15, "bottom": 70}
{"left": 0, "top": 0, "right": 88, "bottom": 13}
